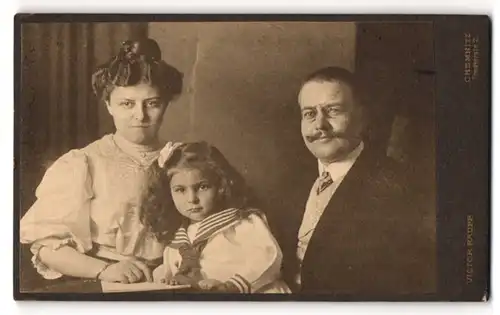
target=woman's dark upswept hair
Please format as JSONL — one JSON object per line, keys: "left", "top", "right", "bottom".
{"left": 91, "top": 38, "right": 183, "bottom": 102}
{"left": 140, "top": 142, "right": 258, "bottom": 244}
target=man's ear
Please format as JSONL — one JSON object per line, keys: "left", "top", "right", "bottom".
{"left": 353, "top": 102, "right": 367, "bottom": 133}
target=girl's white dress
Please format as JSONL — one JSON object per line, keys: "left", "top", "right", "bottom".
{"left": 20, "top": 134, "right": 166, "bottom": 279}
{"left": 153, "top": 208, "right": 291, "bottom": 293}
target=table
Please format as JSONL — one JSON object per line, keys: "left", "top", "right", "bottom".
{"left": 32, "top": 279, "right": 194, "bottom": 294}
{"left": 37, "top": 279, "right": 103, "bottom": 293}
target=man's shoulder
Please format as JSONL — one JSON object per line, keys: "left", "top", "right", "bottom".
{"left": 361, "top": 153, "right": 410, "bottom": 197}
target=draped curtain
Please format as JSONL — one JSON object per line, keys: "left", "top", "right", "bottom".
{"left": 19, "top": 22, "right": 148, "bottom": 215}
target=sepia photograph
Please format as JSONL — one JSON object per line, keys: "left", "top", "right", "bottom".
{"left": 14, "top": 15, "right": 490, "bottom": 301}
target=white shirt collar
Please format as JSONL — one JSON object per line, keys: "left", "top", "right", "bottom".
{"left": 318, "top": 141, "right": 364, "bottom": 182}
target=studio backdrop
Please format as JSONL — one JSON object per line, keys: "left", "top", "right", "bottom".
{"left": 19, "top": 21, "right": 435, "bottom": 234}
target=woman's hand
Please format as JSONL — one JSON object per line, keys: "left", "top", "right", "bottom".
{"left": 98, "top": 260, "right": 152, "bottom": 283}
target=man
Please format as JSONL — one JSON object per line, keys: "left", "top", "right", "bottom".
{"left": 278, "top": 66, "right": 434, "bottom": 298}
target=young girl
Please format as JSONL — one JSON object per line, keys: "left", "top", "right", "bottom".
{"left": 140, "top": 142, "right": 290, "bottom": 293}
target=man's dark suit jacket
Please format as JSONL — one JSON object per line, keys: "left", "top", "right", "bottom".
{"left": 270, "top": 147, "right": 436, "bottom": 298}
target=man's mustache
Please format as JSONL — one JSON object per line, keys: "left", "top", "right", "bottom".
{"left": 305, "top": 131, "right": 348, "bottom": 143}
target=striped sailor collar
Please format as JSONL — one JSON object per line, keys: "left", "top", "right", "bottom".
{"left": 169, "top": 208, "right": 243, "bottom": 248}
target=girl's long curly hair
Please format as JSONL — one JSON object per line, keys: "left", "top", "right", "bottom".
{"left": 140, "top": 142, "right": 258, "bottom": 244}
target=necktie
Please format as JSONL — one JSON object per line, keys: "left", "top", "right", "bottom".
{"left": 173, "top": 241, "right": 208, "bottom": 285}
{"left": 316, "top": 171, "right": 334, "bottom": 195}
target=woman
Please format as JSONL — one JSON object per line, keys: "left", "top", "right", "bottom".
{"left": 20, "top": 38, "right": 183, "bottom": 289}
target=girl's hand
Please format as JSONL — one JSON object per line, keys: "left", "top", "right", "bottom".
{"left": 160, "top": 278, "right": 184, "bottom": 286}
{"left": 97, "top": 260, "right": 152, "bottom": 283}
{"left": 172, "top": 273, "right": 199, "bottom": 286}
{"left": 212, "top": 281, "right": 241, "bottom": 293}
{"left": 196, "top": 279, "right": 222, "bottom": 290}
{"left": 152, "top": 265, "right": 165, "bottom": 283}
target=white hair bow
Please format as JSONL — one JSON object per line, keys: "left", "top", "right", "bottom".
{"left": 158, "top": 141, "right": 183, "bottom": 168}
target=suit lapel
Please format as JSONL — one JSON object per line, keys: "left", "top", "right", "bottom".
{"left": 301, "top": 150, "right": 375, "bottom": 267}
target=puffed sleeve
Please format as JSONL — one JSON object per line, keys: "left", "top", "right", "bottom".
{"left": 20, "top": 149, "right": 94, "bottom": 279}
{"left": 225, "top": 213, "right": 286, "bottom": 293}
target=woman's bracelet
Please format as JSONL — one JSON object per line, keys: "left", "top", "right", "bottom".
{"left": 95, "top": 263, "right": 111, "bottom": 280}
